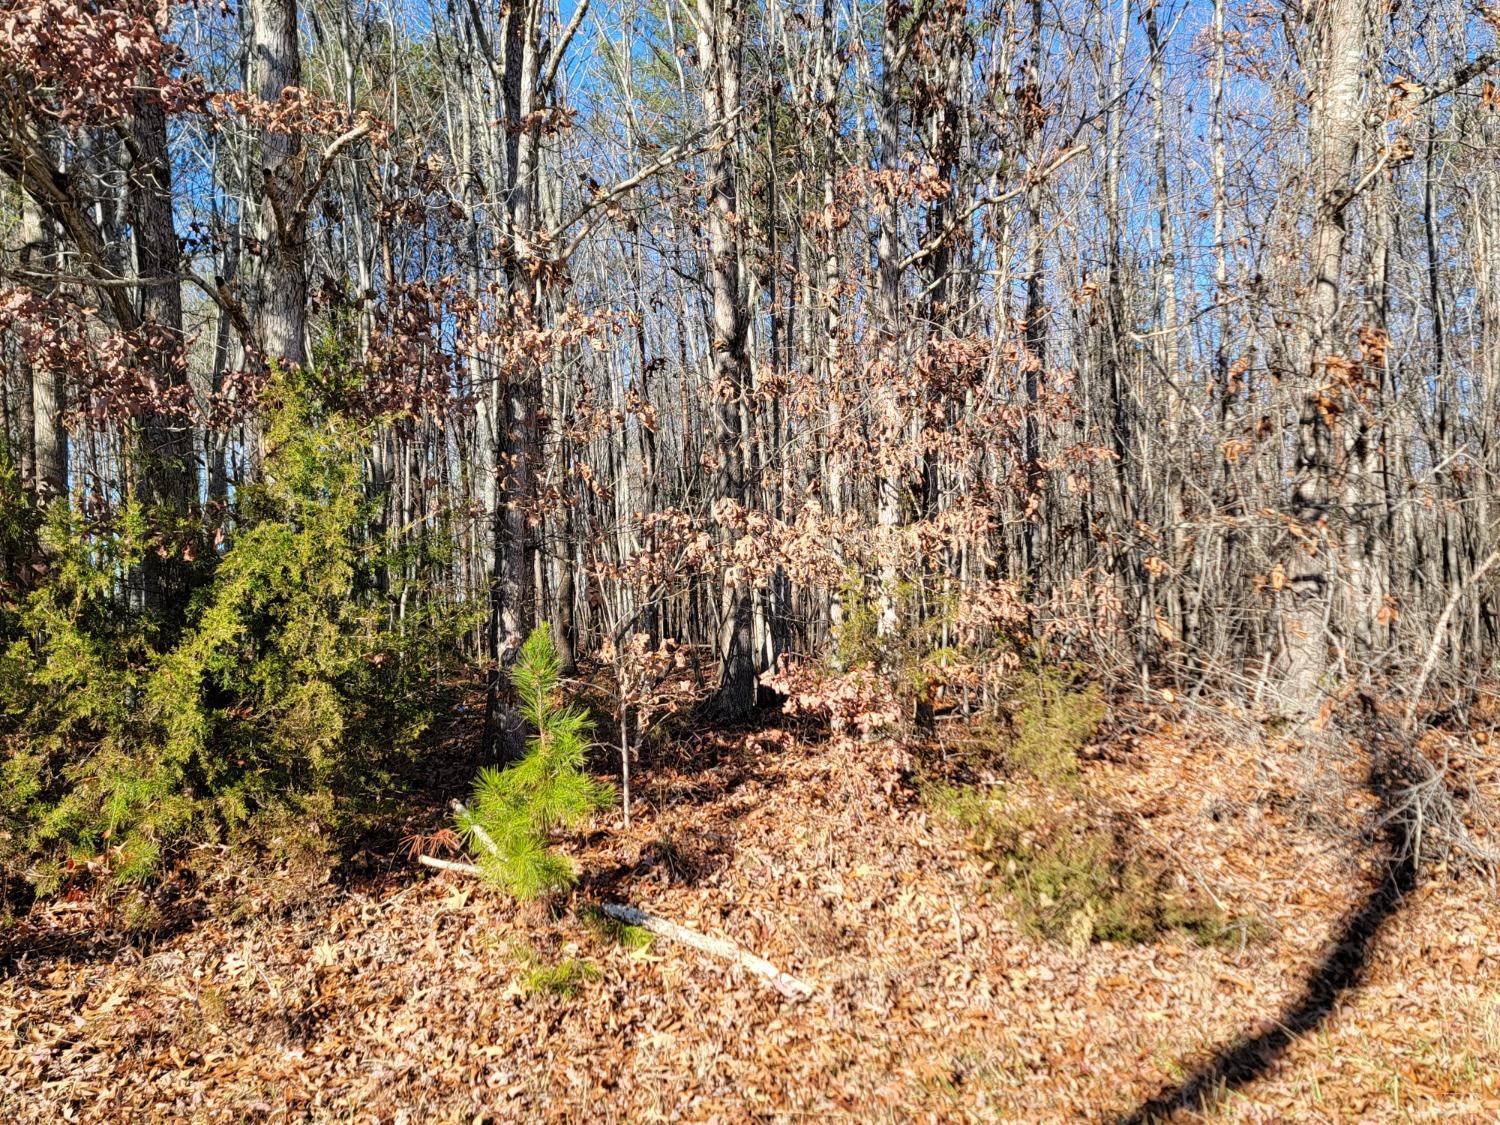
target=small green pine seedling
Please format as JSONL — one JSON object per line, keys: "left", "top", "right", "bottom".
{"left": 520, "top": 956, "right": 601, "bottom": 998}
{"left": 458, "top": 625, "right": 614, "bottom": 897}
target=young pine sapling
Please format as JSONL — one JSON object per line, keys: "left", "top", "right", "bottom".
{"left": 458, "top": 625, "right": 613, "bottom": 897}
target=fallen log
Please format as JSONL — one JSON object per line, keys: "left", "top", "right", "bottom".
{"left": 601, "top": 902, "right": 815, "bottom": 999}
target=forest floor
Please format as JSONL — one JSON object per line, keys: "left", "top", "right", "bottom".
{"left": 3, "top": 695, "right": 1500, "bottom": 1123}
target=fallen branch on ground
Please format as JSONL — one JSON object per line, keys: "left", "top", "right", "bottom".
{"left": 599, "top": 902, "right": 815, "bottom": 999}
{"left": 414, "top": 831, "right": 814, "bottom": 998}
{"left": 418, "top": 855, "right": 482, "bottom": 875}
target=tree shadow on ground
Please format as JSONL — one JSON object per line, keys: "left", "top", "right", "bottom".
{"left": 1117, "top": 742, "right": 1419, "bottom": 1124}
{"left": 629, "top": 702, "right": 802, "bottom": 804}
{"left": 0, "top": 887, "right": 207, "bottom": 977}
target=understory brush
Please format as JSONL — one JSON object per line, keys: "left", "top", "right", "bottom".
{"left": 928, "top": 670, "right": 1254, "bottom": 949}
{"left": 509, "top": 942, "right": 602, "bottom": 999}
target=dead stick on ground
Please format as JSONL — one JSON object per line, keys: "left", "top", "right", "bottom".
{"left": 415, "top": 849, "right": 813, "bottom": 999}
{"left": 600, "top": 902, "right": 815, "bottom": 999}
{"left": 418, "top": 855, "right": 483, "bottom": 875}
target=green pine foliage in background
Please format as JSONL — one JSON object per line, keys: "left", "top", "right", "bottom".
{"left": 460, "top": 624, "right": 613, "bottom": 898}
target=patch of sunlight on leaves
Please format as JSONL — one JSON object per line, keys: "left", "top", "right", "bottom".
{"left": 1479, "top": 996, "right": 1500, "bottom": 1054}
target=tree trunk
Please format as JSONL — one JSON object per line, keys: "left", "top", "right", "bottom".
{"left": 693, "top": 0, "right": 756, "bottom": 718}
{"left": 249, "top": 0, "right": 309, "bottom": 369}
{"left": 1282, "top": 0, "right": 1370, "bottom": 712}
{"left": 17, "top": 181, "right": 51, "bottom": 500}
{"left": 1021, "top": 0, "right": 1048, "bottom": 594}
{"left": 130, "top": 93, "right": 197, "bottom": 613}
{"left": 131, "top": 100, "right": 195, "bottom": 511}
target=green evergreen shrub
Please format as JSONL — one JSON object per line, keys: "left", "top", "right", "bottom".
{"left": 1007, "top": 667, "right": 1105, "bottom": 785}
{"left": 0, "top": 498, "right": 164, "bottom": 889}
{"left": 0, "top": 449, "right": 40, "bottom": 609}
{"left": 0, "top": 371, "right": 466, "bottom": 894}
{"left": 459, "top": 624, "right": 613, "bottom": 898}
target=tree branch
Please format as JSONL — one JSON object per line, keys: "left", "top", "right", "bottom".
{"left": 898, "top": 145, "right": 1084, "bottom": 272}
{"left": 290, "top": 119, "right": 374, "bottom": 236}
{"left": 547, "top": 118, "right": 736, "bottom": 264}
{"left": 541, "top": 0, "right": 590, "bottom": 98}
{"left": 601, "top": 902, "right": 815, "bottom": 999}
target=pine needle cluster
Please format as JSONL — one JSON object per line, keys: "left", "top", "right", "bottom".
{"left": 459, "top": 624, "right": 613, "bottom": 897}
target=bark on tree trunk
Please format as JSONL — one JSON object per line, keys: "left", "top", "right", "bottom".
{"left": 18, "top": 180, "right": 53, "bottom": 501}
{"left": 1282, "top": 0, "right": 1370, "bottom": 713}
{"left": 694, "top": 0, "right": 756, "bottom": 718}
{"left": 496, "top": 0, "right": 540, "bottom": 660}
{"left": 249, "top": 0, "right": 309, "bottom": 370}
{"left": 1022, "top": 0, "right": 1048, "bottom": 595}
{"left": 873, "top": 0, "right": 904, "bottom": 642}
{"left": 130, "top": 94, "right": 197, "bottom": 613}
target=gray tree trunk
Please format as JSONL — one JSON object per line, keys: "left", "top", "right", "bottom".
{"left": 249, "top": 0, "right": 309, "bottom": 369}
{"left": 694, "top": 0, "right": 756, "bottom": 717}
{"left": 1282, "top": 0, "right": 1370, "bottom": 712}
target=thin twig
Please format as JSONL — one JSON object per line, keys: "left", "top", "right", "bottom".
{"left": 1405, "top": 548, "right": 1500, "bottom": 732}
